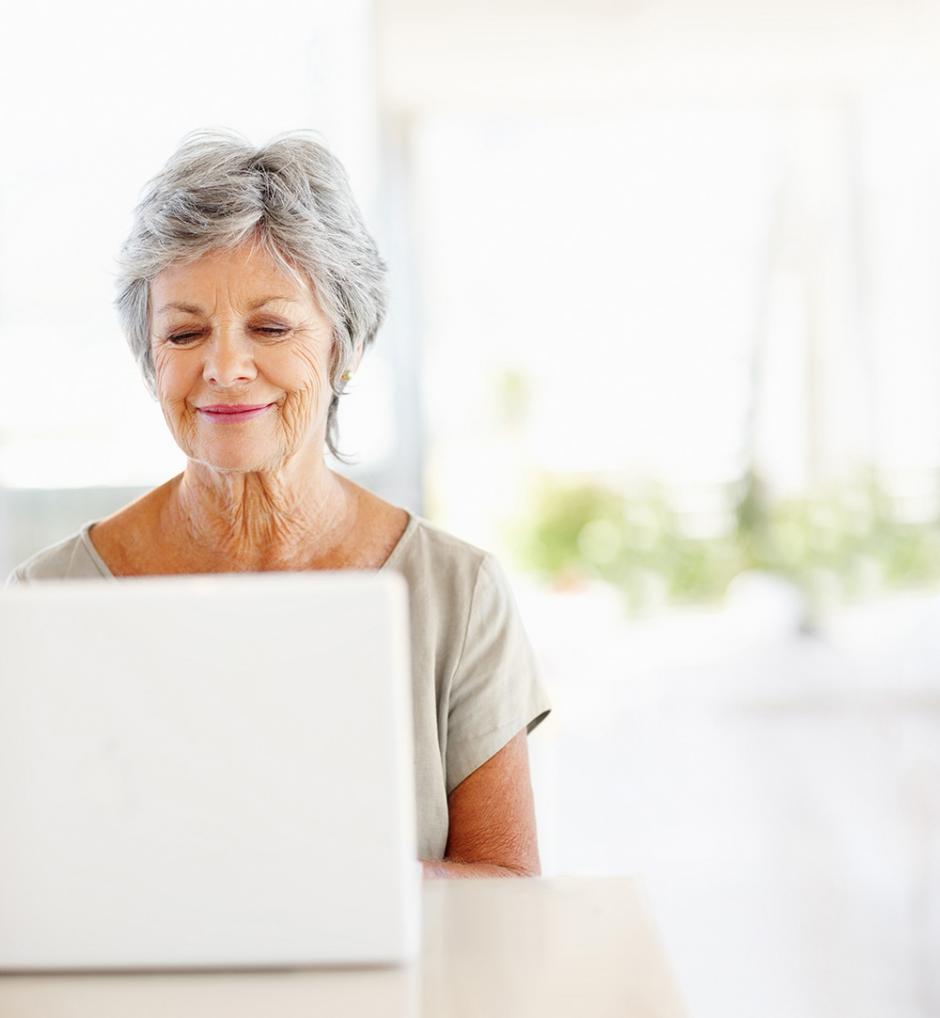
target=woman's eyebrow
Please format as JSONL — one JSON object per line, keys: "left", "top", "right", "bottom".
{"left": 247, "top": 296, "right": 298, "bottom": 309}
{"left": 156, "top": 301, "right": 204, "bottom": 316}
{"left": 155, "top": 296, "right": 298, "bottom": 316}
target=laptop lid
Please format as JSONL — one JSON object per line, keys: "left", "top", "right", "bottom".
{"left": 0, "top": 571, "right": 419, "bottom": 970}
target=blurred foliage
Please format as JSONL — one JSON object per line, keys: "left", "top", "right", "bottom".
{"left": 492, "top": 367, "right": 532, "bottom": 433}
{"left": 510, "top": 470, "right": 940, "bottom": 615}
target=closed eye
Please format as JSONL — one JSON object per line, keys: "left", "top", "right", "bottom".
{"left": 167, "top": 326, "right": 288, "bottom": 344}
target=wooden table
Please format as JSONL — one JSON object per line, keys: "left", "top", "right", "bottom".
{"left": 0, "top": 878, "right": 686, "bottom": 1017}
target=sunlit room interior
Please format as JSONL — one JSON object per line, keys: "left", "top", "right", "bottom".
{"left": 2, "top": 1, "right": 939, "bottom": 1015}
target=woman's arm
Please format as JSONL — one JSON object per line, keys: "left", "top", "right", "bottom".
{"left": 421, "top": 728, "right": 540, "bottom": 878}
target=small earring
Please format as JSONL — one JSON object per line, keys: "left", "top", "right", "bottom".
{"left": 341, "top": 370, "right": 353, "bottom": 382}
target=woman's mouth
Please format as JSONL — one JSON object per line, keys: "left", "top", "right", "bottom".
{"left": 196, "top": 402, "right": 275, "bottom": 423}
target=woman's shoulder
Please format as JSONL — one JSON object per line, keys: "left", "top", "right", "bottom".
{"left": 390, "top": 514, "right": 521, "bottom": 619}
{"left": 6, "top": 524, "right": 110, "bottom": 584}
{"left": 392, "top": 515, "right": 490, "bottom": 578}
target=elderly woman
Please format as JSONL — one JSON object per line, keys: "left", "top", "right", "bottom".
{"left": 7, "top": 130, "right": 551, "bottom": 878}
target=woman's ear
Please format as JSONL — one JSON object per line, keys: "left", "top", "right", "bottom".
{"left": 330, "top": 338, "right": 364, "bottom": 382}
{"left": 348, "top": 343, "right": 365, "bottom": 375}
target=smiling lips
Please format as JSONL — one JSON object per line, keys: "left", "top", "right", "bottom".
{"left": 196, "top": 402, "right": 275, "bottom": 422}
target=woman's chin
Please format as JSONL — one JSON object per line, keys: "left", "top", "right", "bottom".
{"left": 184, "top": 441, "right": 285, "bottom": 474}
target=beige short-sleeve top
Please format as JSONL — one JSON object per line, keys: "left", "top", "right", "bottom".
{"left": 6, "top": 512, "right": 553, "bottom": 860}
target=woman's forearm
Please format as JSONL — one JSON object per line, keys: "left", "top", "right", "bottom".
{"left": 421, "top": 859, "right": 537, "bottom": 879}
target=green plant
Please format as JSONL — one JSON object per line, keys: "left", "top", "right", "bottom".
{"left": 509, "top": 470, "right": 940, "bottom": 615}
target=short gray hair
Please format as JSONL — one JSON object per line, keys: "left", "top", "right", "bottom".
{"left": 114, "top": 128, "right": 388, "bottom": 460}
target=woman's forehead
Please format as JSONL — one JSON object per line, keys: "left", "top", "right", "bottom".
{"left": 151, "top": 241, "right": 314, "bottom": 310}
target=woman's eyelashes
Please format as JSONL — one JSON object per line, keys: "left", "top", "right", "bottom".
{"left": 166, "top": 330, "right": 203, "bottom": 345}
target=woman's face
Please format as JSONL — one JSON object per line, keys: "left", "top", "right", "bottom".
{"left": 150, "top": 239, "right": 340, "bottom": 473}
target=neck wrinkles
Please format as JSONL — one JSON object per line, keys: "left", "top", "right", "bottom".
{"left": 164, "top": 453, "right": 356, "bottom": 572}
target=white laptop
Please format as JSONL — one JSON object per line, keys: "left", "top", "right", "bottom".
{"left": 0, "top": 570, "right": 420, "bottom": 971}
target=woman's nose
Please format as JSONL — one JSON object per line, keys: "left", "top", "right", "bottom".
{"left": 203, "top": 326, "right": 257, "bottom": 387}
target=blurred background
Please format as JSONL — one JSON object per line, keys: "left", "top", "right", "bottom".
{"left": 2, "top": 1, "right": 940, "bottom": 1014}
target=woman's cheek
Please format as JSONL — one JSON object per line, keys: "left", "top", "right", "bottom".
{"left": 152, "top": 343, "right": 172, "bottom": 382}
{"left": 159, "top": 395, "right": 195, "bottom": 453}
{"left": 279, "top": 345, "right": 329, "bottom": 443}
{"left": 152, "top": 359, "right": 197, "bottom": 450}
{"left": 279, "top": 386, "right": 319, "bottom": 447}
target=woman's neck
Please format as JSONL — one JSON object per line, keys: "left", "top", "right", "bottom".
{"left": 163, "top": 454, "right": 358, "bottom": 572}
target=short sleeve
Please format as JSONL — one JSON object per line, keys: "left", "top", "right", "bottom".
{"left": 4, "top": 568, "right": 23, "bottom": 588}
{"left": 444, "top": 553, "right": 552, "bottom": 795}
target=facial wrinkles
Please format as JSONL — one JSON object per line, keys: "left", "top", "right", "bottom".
{"left": 155, "top": 322, "right": 331, "bottom": 468}
{"left": 152, "top": 341, "right": 198, "bottom": 456}
{"left": 279, "top": 338, "right": 328, "bottom": 452}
